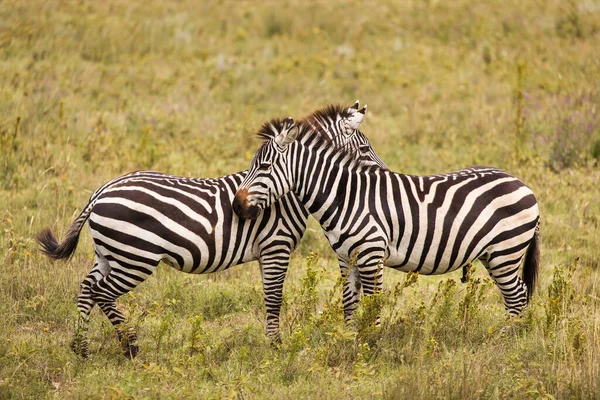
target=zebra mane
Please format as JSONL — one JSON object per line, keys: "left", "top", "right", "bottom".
{"left": 256, "top": 118, "right": 292, "bottom": 143}
{"left": 255, "top": 104, "right": 363, "bottom": 164}
{"left": 298, "top": 104, "right": 353, "bottom": 128}
{"left": 297, "top": 104, "right": 362, "bottom": 161}
{"left": 256, "top": 104, "right": 353, "bottom": 142}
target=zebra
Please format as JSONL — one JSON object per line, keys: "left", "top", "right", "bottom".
{"left": 232, "top": 105, "right": 540, "bottom": 326}
{"left": 36, "top": 101, "right": 386, "bottom": 358}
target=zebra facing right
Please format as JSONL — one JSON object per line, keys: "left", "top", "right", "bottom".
{"left": 233, "top": 110, "right": 541, "bottom": 324}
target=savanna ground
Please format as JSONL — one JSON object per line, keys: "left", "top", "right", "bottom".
{"left": 1, "top": 0, "right": 600, "bottom": 398}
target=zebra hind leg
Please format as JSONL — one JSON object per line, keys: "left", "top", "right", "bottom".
{"left": 72, "top": 281, "right": 94, "bottom": 358}
{"left": 485, "top": 251, "right": 529, "bottom": 316}
{"left": 89, "top": 258, "right": 156, "bottom": 358}
{"left": 71, "top": 255, "right": 111, "bottom": 358}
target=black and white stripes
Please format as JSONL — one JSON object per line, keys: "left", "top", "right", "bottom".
{"left": 39, "top": 101, "right": 541, "bottom": 358}
{"left": 40, "top": 169, "right": 308, "bottom": 357}
{"left": 37, "top": 102, "right": 385, "bottom": 357}
{"left": 233, "top": 108, "right": 540, "bottom": 324}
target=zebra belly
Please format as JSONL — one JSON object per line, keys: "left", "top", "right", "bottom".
{"left": 385, "top": 253, "right": 470, "bottom": 275}
{"left": 384, "top": 243, "right": 483, "bottom": 275}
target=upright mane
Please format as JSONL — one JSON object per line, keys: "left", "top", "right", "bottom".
{"left": 297, "top": 104, "right": 352, "bottom": 141}
{"left": 297, "top": 104, "right": 363, "bottom": 162}
{"left": 256, "top": 117, "right": 292, "bottom": 143}
{"left": 255, "top": 104, "right": 364, "bottom": 164}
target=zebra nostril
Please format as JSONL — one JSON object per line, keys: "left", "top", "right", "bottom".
{"left": 233, "top": 189, "right": 250, "bottom": 215}
{"left": 232, "top": 195, "right": 243, "bottom": 216}
{"left": 246, "top": 205, "right": 261, "bottom": 220}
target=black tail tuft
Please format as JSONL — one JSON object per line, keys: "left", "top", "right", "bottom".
{"left": 523, "top": 222, "right": 540, "bottom": 301}
{"left": 37, "top": 227, "right": 80, "bottom": 260}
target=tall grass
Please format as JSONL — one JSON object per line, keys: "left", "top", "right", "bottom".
{"left": 1, "top": 0, "right": 599, "bottom": 398}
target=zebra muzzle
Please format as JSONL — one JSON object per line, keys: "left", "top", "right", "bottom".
{"left": 233, "top": 190, "right": 261, "bottom": 220}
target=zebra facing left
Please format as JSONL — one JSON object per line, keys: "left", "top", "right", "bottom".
{"left": 37, "top": 101, "right": 386, "bottom": 358}
{"left": 233, "top": 108, "right": 541, "bottom": 326}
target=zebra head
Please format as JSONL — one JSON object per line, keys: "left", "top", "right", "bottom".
{"left": 233, "top": 101, "right": 386, "bottom": 219}
{"left": 306, "top": 100, "right": 387, "bottom": 170}
{"left": 233, "top": 117, "right": 298, "bottom": 219}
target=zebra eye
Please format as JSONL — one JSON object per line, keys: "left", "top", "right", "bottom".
{"left": 359, "top": 145, "right": 370, "bottom": 152}
{"left": 258, "top": 163, "right": 272, "bottom": 171}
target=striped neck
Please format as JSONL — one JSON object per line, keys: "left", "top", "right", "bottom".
{"left": 289, "top": 138, "right": 382, "bottom": 229}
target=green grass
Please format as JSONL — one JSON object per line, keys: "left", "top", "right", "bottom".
{"left": 1, "top": 0, "right": 600, "bottom": 398}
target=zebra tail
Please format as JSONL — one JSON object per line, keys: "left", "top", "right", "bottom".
{"left": 523, "top": 221, "right": 540, "bottom": 301}
{"left": 37, "top": 204, "right": 94, "bottom": 260}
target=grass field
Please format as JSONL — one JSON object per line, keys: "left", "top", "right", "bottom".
{"left": 1, "top": 0, "right": 600, "bottom": 398}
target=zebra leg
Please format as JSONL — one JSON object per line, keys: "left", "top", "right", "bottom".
{"left": 259, "top": 251, "right": 291, "bottom": 344}
{"left": 485, "top": 251, "right": 529, "bottom": 315}
{"left": 460, "top": 264, "right": 472, "bottom": 283}
{"left": 71, "top": 254, "right": 111, "bottom": 358}
{"left": 357, "top": 257, "right": 385, "bottom": 328}
{"left": 340, "top": 258, "right": 362, "bottom": 327}
{"left": 341, "top": 245, "right": 386, "bottom": 327}
{"left": 90, "top": 258, "right": 157, "bottom": 358}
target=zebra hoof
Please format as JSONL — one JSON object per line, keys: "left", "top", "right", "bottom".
{"left": 269, "top": 335, "right": 282, "bottom": 348}
{"left": 124, "top": 343, "right": 139, "bottom": 359}
{"left": 70, "top": 337, "right": 91, "bottom": 358}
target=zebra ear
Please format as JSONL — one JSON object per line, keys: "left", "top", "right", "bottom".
{"left": 349, "top": 100, "right": 360, "bottom": 110}
{"left": 346, "top": 104, "right": 367, "bottom": 130}
{"left": 274, "top": 124, "right": 299, "bottom": 149}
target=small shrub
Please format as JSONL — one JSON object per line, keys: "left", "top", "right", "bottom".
{"left": 556, "top": 4, "right": 585, "bottom": 39}
{"left": 429, "top": 278, "right": 458, "bottom": 340}
{"left": 548, "top": 116, "right": 599, "bottom": 171}
{"left": 545, "top": 259, "right": 578, "bottom": 330}
{"left": 281, "top": 252, "right": 323, "bottom": 335}
{"left": 458, "top": 275, "right": 494, "bottom": 334}
{"left": 187, "top": 314, "right": 205, "bottom": 356}
{"left": 281, "top": 329, "right": 308, "bottom": 382}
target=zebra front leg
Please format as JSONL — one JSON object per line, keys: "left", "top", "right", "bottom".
{"left": 357, "top": 257, "right": 385, "bottom": 328}
{"left": 341, "top": 246, "right": 386, "bottom": 328}
{"left": 90, "top": 259, "right": 156, "bottom": 358}
{"left": 340, "top": 258, "right": 362, "bottom": 327}
{"left": 72, "top": 256, "right": 111, "bottom": 358}
{"left": 259, "top": 252, "right": 290, "bottom": 344}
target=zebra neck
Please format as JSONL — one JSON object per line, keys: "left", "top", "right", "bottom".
{"left": 291, "top": 147, "right": 370, "bottom": 231}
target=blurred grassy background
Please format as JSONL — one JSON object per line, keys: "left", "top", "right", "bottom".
{"left": 1, "top": 0, "right": 600, "bottom": 398}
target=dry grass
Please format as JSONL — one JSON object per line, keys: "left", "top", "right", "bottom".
{"left": 1, "top": 0, "right": 600, "bottom": 398}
